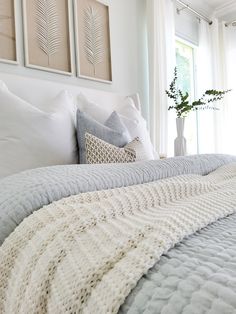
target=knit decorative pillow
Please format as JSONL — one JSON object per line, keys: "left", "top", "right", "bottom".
{"left": 85, "top": 133, "right": 148, "bottom": 164}
{"left": 77, "top": 110, "right": 131, "bottom": 164}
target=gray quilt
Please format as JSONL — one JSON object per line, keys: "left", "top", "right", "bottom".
{"left": 1, "top": 154, "right": 236, "bottom": 313}
{"left": 119, "top": 213, "right": 236, "bottom": 314}
{"left": 0, "top": 154, "right": 235, "bottom": 246}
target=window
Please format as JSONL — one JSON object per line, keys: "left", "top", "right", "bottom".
{"left": 174, "top": 39, "right": 198, "bottom": 155}
{"left": 176, "top": 40, "right": 194, "bottom": 98}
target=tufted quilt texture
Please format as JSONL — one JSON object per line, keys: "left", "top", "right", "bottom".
{"left": 119, "top": 213, "right": 236, "bottom": 314}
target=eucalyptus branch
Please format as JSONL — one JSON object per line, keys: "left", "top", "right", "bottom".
{"left": 166, "top": 67, "right": 231, "bottom": 118}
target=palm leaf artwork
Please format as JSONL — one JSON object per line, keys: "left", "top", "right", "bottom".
{"left": 0, "top": 0, "right": 15, "bottom": 41}
{"left": 35, "top": 0, "right": 61, "bottom": 66}
{"left": 84, "top": 5, "right": 104, "bottom": 76}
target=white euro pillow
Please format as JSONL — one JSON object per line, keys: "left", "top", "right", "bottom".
{"left": 77, "top": 93, "right": 138, "bottom": 130}
{"left": 0, "top": 82, "right": 78, "bottom": 178}
{"left": 116, "top": 98, "right": 159, "bottom": 160}
{"left": 77, "top": 93, "right": 110, "bottom": 124}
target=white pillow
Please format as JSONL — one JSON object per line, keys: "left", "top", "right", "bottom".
{"left": 116, "top": 98, "right": 159, "bottom": 160}
{"left": 77, "top": 93, "right": 110, "bottom": 124}
{"left": 0, "top": 82, "right": 78, "bottom": 178}
{"left": 77, "top": 93, "right": 137, "bottom": 130}
{"left": 0, "top": 80, "right": 8, "bottom": 92}
{"left": 77, "top": 92, "right": 158, "bottom": 160}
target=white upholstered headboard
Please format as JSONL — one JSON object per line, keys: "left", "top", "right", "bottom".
{"left": 0, "top": 73, "right": 141, "bottom": 111}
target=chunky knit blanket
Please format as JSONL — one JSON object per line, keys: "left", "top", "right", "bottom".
{"left": 1, "top": 162, "right": 236, "bottom": 314}
{"left": 1, "top": 154, "right": 235, "bottom": 246}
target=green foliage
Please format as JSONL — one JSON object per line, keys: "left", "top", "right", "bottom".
{"left": 166, "top": 67, "right": 231, "bottom": 118}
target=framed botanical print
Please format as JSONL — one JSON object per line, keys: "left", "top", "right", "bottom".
{"left": 22, "top": 0, "right": 74, "bottom": 75}
{"left": 0, "top": 0, "right": 18, "bottom": 64}
{"left": 74, "top": 0, "right": 112, "bottom": 83}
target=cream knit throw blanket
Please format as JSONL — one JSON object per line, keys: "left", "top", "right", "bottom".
{"left": 1, "top": 163, "right": 236, "bottom": 314}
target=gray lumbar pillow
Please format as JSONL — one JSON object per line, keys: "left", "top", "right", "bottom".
{"left": 77, "top": 110, "right": 131, "bottom": 164}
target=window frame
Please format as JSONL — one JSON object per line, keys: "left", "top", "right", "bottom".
{"left": 175, "top": 36, "right": 199, "bottom": 154}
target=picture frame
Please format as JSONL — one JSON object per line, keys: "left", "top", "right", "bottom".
{"left": 22, "top": 0, "right": 74, "bottom": 76}
{"left": 0, "top": 0, "right": 19, "bottom": 65}
{"left": 74, "top": 0, "right": 113, "bottom": 83}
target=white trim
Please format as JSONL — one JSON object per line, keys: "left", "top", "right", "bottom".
{"left": 175, "top": 31, "right": 198, "bottom": 47}
{"left": 214, "top": 1, "right": 236, "bottom": 18}
{"left": 0, "top": 59, "right": 18, "bottom": 65}
{"left": 73, "top": 0, "right": 113, "bottom": 84}
{"left": 175, "top": 35, "right": 198, "bottom": 49}
{"left": 68, "top": 0, "right": 76, "bottom": 76}
{"left": 175, "top": 36, "right": 199, "bottom": 154}
{"left": 0, "top": 0, "right": 19, "bottom": 65}
{"left": 22, "top": 0, "right": 75, "bottom": 76}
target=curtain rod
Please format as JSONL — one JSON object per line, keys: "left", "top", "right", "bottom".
{"left": 225, "top": 20, "right": 236, "bottom": 27}
{"left": 176, "top": 0, "right": 213, "bottom": 25}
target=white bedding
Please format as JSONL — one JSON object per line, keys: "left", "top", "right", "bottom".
{"left": 0, "top": 82, "right": 78, "bottom": 178}
{"left": 0, "top": 73, "right": 158, "bottom": 178}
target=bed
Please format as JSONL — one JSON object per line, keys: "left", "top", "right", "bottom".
{"left": 1, "top": 73, "right": 236, "bottom": 314}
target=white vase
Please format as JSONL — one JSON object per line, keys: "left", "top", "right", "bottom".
{"left": 174, "top": 118, "right": 187, "bottom": 156}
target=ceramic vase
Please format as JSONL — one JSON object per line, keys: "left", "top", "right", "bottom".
{"left": 174, "top": 117, "right": 187, "bottom": 156}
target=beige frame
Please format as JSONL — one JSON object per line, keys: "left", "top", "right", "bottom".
{"left": 22, "top": 0, "right": 75, "bottom": 76}
{"left": 0, "top": 0, "right": 19, "bottom": 65}
{"left": 74, "top": 0, "right": 113, "bottom": 84}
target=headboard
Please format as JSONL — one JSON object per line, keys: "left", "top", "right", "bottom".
{"left": 0, "top": 73, "right": 141, "bottom": 111}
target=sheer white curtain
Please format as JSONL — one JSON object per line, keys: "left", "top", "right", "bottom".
{"left": 146, "top": 0, "right": 175, "bottom": 156}
{"left": 196, "top": 20, "right": 216, "bottom": 153}
{"left": 197, "top": 19, "right": 236, "bottom": 154}
{"left": 217, "top": 24, "right": 236, "bottom": 154}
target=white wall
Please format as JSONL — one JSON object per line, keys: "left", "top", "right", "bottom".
{"left": 136, "top": 0, "right": 149, "bottom": 122}
{"left": 0, "top": 0, "right": 148, "bottom": 116}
